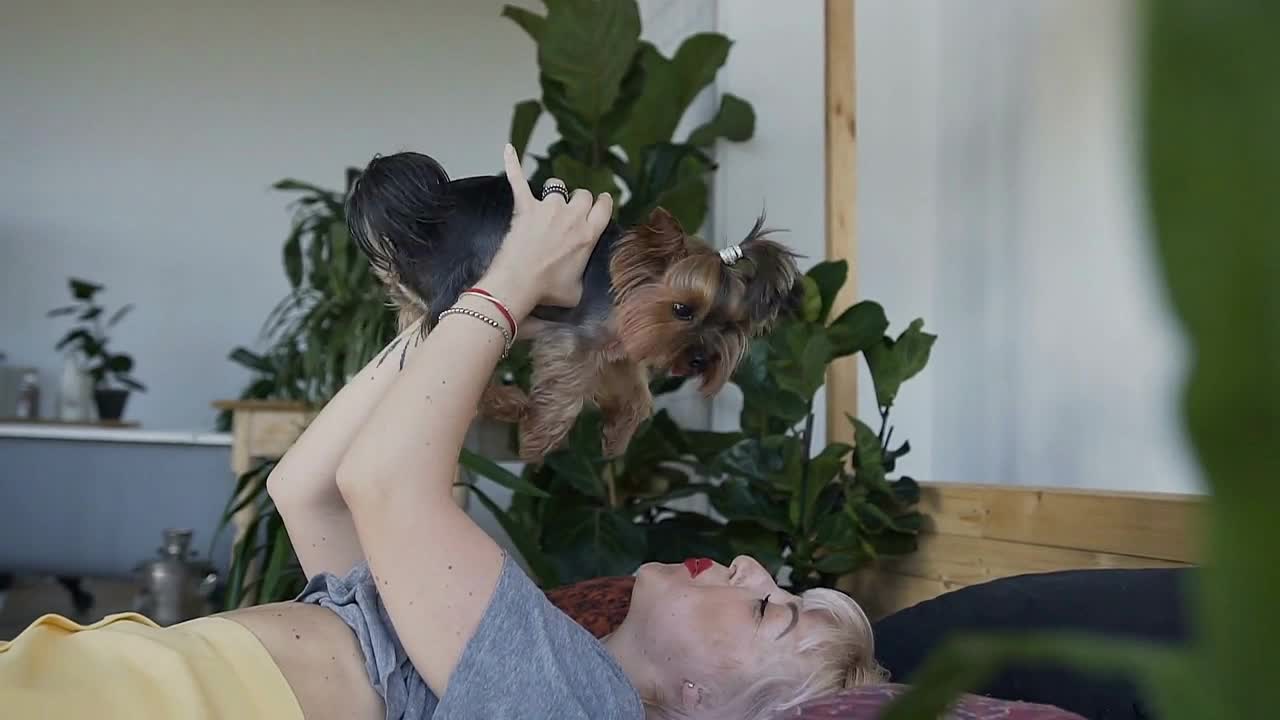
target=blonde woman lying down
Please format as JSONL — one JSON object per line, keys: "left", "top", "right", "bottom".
{"left": 0, "top": 145, "right": 880, "bottom": 720}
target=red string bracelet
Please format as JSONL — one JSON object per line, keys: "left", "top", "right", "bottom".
{"left": 460, "top": 288, "right": 518, "bottom": 340}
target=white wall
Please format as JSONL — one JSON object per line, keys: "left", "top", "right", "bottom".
{"left": 2, "top": 0, "right": 1201, "bottom": 494}
{"left": 0, "top": 0, "right": 723, "bottom": 431}
{"left": 1, "top": 0, "right": 560, "bottom": 428}
{"left": 854, "top": 0, "right": 1199, "bottom": 493}
{"left": 711, "top": 1, "right": 830, "bottom": 441}
{"left": 712, "top": 1, "right": 1198, "bottom": 494}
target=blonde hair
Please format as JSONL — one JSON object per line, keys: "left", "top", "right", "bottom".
{"left": 646, "top": 587, "right": 885, "bottom": 720}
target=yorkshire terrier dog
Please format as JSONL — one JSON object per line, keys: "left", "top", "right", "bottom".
{"left": 346, "top": 151, "right": 801, "bottom": 462}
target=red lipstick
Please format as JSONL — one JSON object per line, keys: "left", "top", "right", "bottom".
{"left": 684, "top": 557, "right": 712, "bottom": 579}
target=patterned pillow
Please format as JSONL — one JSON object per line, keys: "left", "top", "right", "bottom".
{"left": 791, "top": 684, "right": 1086, "bottom": 719}
{"left": 545, "top": 575, "right": 634, "bottom": 638}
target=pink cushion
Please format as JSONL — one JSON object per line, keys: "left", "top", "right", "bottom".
{"left": 792, "top": 684, "right": 1086, "bottom": 719}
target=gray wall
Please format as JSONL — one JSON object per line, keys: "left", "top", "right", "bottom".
{"left": 0, "top": 438, "right": 234, "bottom": 577}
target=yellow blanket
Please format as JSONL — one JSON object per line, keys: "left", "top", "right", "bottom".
{"left": 0, "top": 611, "right": 303, "bottom": 719}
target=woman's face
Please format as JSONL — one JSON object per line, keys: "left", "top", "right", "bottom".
{"left": 614, "top": 555, "right": 832, "bottom": 709}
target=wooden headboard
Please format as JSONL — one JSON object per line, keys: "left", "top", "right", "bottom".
{"left": 842, "top": 482, "right": 1203, "bottom": 620}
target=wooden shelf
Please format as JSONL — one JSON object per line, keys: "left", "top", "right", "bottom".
{"left": 0, "top": 417, "right": 140, "bottom": 429}
{"left": 211, "top": 399, "right": 310, "bottom": 413}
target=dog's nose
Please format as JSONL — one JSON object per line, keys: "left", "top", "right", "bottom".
{"left": 688, "top": 351, "right": 707, "bottom": 372}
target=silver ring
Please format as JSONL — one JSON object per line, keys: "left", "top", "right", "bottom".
{"left": 541, "top": 183, "right": 569, "bottom": 202}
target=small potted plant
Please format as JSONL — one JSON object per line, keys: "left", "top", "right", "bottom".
{"left": 48, "top": 278, "right": 145, "bottom": 421}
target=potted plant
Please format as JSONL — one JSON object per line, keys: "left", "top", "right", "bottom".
{"left": 48, "top": 278, "right": 146, "bottom": 421}
{"left": 483, "top": 260, "right": 932, "bottom": 591}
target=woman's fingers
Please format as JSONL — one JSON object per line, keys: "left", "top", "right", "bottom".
{"left": 503, "top": 144, "right": 535, "bottom": 209}
{"left": 542, "top": 178, "right": 569, "bottom": 204}
{"left": 568, "top": 188, "right": 593, "bottom": 214}
{"left": 586, "top": 192, "right": 614, "bottom": 239}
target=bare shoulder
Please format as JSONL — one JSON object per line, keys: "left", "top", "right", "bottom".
{"left": 223, "top": 603, "right": 384, "bottom": 720}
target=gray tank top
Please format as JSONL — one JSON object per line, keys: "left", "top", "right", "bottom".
{"left": 296, "top": 553, "right": 644, "bottom": 719}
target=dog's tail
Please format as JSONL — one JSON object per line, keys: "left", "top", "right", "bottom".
{"left": 346, "top": 152, "right": 454, "bottom": 328}
{"left": 736, "top": 213, "right": 804, "bottom": 330}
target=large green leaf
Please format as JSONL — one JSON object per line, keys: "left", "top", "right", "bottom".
{"left": 773, "top": 332, "right": 832, "bottom": 401}
{"left": 501, "top": 4, "right": 546, "bottom": 43}
{"left": 812, "top": 551, "right": 863, "bottom": 576}
{"left": 509, "top": 99, "right": 543, "bottom": 160}
{"left": 864, "top": 319, "right": 936, "bottom": 407}
{"left": 469, "top": 485, "right": 560, "bottom": 588}
{"left": 543, "top": 422, "right": 605, "bottom": 498}
{"left": 652, "top": 163, "right": 709, "bottom": 232}
{"left": 709, "top": 479, "right": 789, "bottom": 532}
{"left": 682, "top": 429, "right": 746, "bottom": 466}
{"left": 713, "top": 435, "right": 801, "bottom": 489}
{"left": 622, "top": 143, "right": 714, "bottom": 224}
{"left": 643, "top": 511, "right": 733, "bottom": 564}
{"left": 551, "top": 154, "right": 619, "bottom": 197}
{"left": 538, "top": 0, "right": 641, "bottom": 124}
{"left": 459, "top": 447, "right": 549, "bottom": 498}
{"left": 734, "top": 343, "right": 811, "bottom": 433}
{"left": 827, "top": 300, "right": 889, "bottom": 359}
{"left": 615, "top": 34, "right": 732, "bottom": 160}
{"left": 686, "top": 93, "right": 755, "bottom": 148}
{"left": 805, "top": 260, "right": 848, "bottom": 323}
{"left": 792, "top": 442, "right": 854, "bottom": 530}
{"left": 849, "top": 415, "right": 887, "bottom": 488}
{"left": 545, "top": 506, "right": 647, "bottom": 582}
{"left": 1141, "top": 3, "right": 1280, "bottom": 718}
{"left": 721, "top": 521, "right": 785, "bottom": 575}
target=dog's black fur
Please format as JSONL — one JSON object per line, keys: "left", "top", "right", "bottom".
{"left": 347, "top": 152, "right": 617, "bottom": 330}
{"left": 344, "top": 150, "right": 802, "bottom": 460}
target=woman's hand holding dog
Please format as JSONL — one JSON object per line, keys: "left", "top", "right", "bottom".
{"left": 480, "top": 144, "right": 613, "bottom": 322}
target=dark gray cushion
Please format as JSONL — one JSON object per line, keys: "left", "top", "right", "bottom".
{"left": 873, "top": 568, "right": 1195, "bottom": 720}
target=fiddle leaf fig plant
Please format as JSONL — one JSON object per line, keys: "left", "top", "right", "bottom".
{"left": 502, "top": 0, "right": 756, "bottom": 232}
{"left": 703, "top": 260, "right": 932, "bottom": 592}
{"left": 480, "top": 259, "right": 931, "bottom": 592}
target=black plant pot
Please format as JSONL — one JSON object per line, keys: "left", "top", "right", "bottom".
{"left": 94, "top": 389, "right": 130, "bottom": 421}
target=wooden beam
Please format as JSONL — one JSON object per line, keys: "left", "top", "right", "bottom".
{"left": 916, "top": 483, "right": 1203, "bottom": 563}
{"left": 841, "top": 570, "right": 955, "bottom": 621}
{"left": 878, "top": 532, "right": 1186, "bottom": 588}
{"left": 825, "top": 0, "right": 858, "bottom": 444}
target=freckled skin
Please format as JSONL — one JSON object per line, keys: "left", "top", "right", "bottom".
{"left": 229, "top": 603, "right": 383, "bottom": 719}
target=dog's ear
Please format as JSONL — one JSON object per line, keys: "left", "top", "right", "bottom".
{"left": 610, "top": 206, "right": 690, "bottom": 300}
{"left": 736, "top": 213, "right": 803, "bottom": 330}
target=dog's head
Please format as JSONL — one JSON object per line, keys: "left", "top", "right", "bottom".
{"left": 611, "top": 208, "right": 802, "bottom": 394}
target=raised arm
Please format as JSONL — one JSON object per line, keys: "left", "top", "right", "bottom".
{"left": 266, "top": 315, "right": 427, "bottom": 579}
{"left": 335, "top": 145, "right": 612, "bottom": 697}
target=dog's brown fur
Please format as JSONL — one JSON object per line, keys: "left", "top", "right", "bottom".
{"left": 468, "top": 208, "right": 797, "bottom": 462}
{"left": 346, "top": 151, "right": 801, "bottom": 463}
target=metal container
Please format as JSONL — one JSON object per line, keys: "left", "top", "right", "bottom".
{"left": 132, "top": 529, "right": 219, "bottom": 626}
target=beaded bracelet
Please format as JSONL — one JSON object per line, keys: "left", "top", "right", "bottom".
{"left": 437, "top": 306, "right": 512, "bottom": 359}
{"left": 460, "top": 288, "right": 518, "bottom": 340}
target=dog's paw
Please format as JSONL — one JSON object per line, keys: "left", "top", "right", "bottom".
{"left": 480, "top": 384, "right": 528, "bottom": 424}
